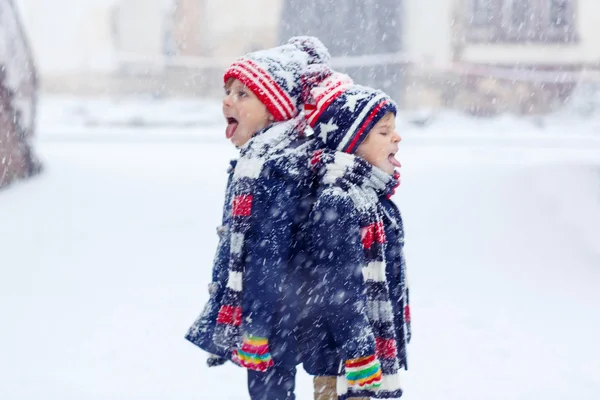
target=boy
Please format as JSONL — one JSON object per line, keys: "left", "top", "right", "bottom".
{"left": 300, "top": 75, "right": 411, "bottom": 399}
{"left": 185, "top": 36, "right": 330, "bottom": 400}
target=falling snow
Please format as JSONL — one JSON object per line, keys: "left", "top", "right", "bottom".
{"left": 3, "top": 0, "right": 600, "bottom": 398}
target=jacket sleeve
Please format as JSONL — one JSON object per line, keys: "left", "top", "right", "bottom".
{"left": 210, "top": 176, "right": 234, "bottom": 289}
{"left": 241, "top": 175, "right": 296, "bottom": 338}
{"left": 311, "top": 191, "right": 377, "bottom": 360}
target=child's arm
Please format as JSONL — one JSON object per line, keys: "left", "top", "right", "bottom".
{"left": 210, "top": 176, "right": 234, "bottom": 291}
{"left": 243, "top": 176, "right": 295, "bottom": 333}
{"left": 312, "top": 192, "right": 381, "bottom": 386}
{"left": 184, "top": 174, "right": 234, "bottom": 367}
{"left": 233, "top": 176, "right": 296, "bottom": 370}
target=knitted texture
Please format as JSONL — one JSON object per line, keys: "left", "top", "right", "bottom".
{"left": 304, "top": 73, "right": 397, "bottom": 154}
{"left": 345, "top": 354, "right": 383, "bottom": 389}
{"left": 231, "top": 335, "right": 275, "bottom": 372}
{"left": 223, "top": 36, "right": 330, "bottom": 121}
{"left": 212, "top": 115, "right": 317, "bottom": 362}
{"left": 185, "top": 133, "right": 322, "bottom": 370}
{"left": 311, "top": 149, "right": 406, "bottom": 399}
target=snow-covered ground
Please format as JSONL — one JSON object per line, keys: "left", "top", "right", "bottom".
{"left": 1, "top": 96, "right": 600, "bottom": 399}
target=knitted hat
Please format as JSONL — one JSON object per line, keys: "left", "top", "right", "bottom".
{"left": 223, "top": 36, "right": 330, "bottom": 122}
{"left": 305, "top": 73, "right": 397, "bottom": 154}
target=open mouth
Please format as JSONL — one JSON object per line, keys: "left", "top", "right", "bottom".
{"left": 225, "top": 117, "right": 238, "bottom": 139}
{"left": 388, "top": 151, "right": 401, "bottom": 168}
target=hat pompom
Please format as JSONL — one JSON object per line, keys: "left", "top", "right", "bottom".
{"left": 302, "top": 64, "right": 334, "bottom": 87}
{"left": 299, "top": 63, "right": 333, "bottom": 105}
{"left": 303, "top": 69, "right": 353, "bottom": 125}
{"left": 288, "top": 36, "right": 331, "bottom": 65}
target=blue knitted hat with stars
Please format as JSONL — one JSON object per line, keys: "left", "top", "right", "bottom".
{"left": 304, "top": 71, "right": 397, "bottom": 154}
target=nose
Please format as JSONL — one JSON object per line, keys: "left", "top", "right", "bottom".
{"left": 222, "top": 91, "right": 233, "bottom": 108}
{"left": 392, "top": 130, "right": 402, "bottom": 143}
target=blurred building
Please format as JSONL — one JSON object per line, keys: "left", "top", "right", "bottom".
{"left": 405, "top": 0, "right": 595, "bottom": 114}
{"left": 111, "top": 0, "right": 281, "bottom": 59}
{"left": 106, "top": 0, "right": 282, "bottom": 95}
{"left": 112, "top": 0, "right": 600, "bottom": 113}
{"left": 279, "top": 0, "right": 404, "bottom": 104}
{"left": 112, "top": 0, "right": 169, "bottom": 58}
{"left": 17, "top": 0, "right": 600, "bottom": 114}
{"left": 171, "top": 0, "right": 282, "bottom": 57}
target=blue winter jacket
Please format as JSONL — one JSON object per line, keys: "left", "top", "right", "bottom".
{"left": 298, "top": 191, "right": 409, "bottom": 376}
{"left": 186, "top": 144, "right": 317, "bottom": 368}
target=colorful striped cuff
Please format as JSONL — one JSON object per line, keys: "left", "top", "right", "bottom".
{"left": 346, "top": 355, "right": 383, "bottom": 388}
{"left": 232, "top": 336, "right": 275, "bottom": 372}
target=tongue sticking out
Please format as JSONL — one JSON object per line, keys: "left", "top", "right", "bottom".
{"left": 226, "top": 122, "right": 238, "bottom": 139}
{"left": 388, "top": 154, "right": 402, "bottom": 168}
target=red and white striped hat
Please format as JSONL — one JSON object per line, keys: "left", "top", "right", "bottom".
{"left": 224, "top": 36, "right": 330, "bottom": 122}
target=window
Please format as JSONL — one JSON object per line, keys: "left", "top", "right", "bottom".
{"left": 468, "top": 0, "right": 503, "bottom": 41}
{"left": 504, "top": 0, "right": 538, "bottom": 41}
{"left": 510, "top": 0, "right": 532, "bottom": 28}
{"left": 467, "top": 0, "right": 577, "bottom": 43}
{"left": 472, "top": 0, "right": 495, "bottom": 26}
{"left": 550, "top": 0, "right": 569, "bottom": 27}
{"left": 546, "top": 0, "right": 576, "bottom": 40}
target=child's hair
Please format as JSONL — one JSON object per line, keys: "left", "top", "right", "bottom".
{"left": 223, "top": 36, "right": 330, "bottom": 122}
{"left": 304, "top": 69, "right": 397, "bottom": 153}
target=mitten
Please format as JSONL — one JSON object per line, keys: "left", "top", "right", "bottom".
{"left": 345, "top": 354, "right": 382, "bottom": 390}
{"left": 206, "top": 353, "right": 227, "bottom": 367}
{"left": 231, "top": 335, "right": 274, "bottom": 372}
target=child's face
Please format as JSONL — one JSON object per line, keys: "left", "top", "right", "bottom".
{"left": 355, "top": 112, "right": 402, "bottom": 175}
{"left": 222, "top": 79, "right": 272, "bottom": 148}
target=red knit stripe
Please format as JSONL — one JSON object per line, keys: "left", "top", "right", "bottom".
{"left": 345, "top": 100, "right": 389, "bottom": 153}
{"left": 387, "top": 173, "right": 401, "bottom": 199}
{"left": 404, "top": 304, "right": 411, "bottom": 323}
{"left": 346, "top": 354, "right": 376, "bottom": 369}
{"left": 228, "top": 62, "right": 287, "bottom": 110}
{"left": 357, "top": 371, "right": 383, "bottom": 387}
{"left": 225, "top": 67, "right": 287, "bottom": 121}
{"left": 361, "top": 222, "right": 385, "bottom": 249}
{"left": 232, "top": 195, "right": 252, "bottom": 217}
{"left": 361, "top": 225, "right": 375, "bottom": 250}
{"left": 376, "top": 337, "right": 398, "bottom": 359}
{"left": 303, "top": 103, "right": 316, "bottom": 115}
{"left": 375, "top": 221, "right": 386, "bottom": 244}
{"left": 216, "top": 305, "right": 242, "bottom": 326}
{"left": 230, "top": 60, "right": 295, "bottom": 120}
{"left": 240, "top": 358, "right": 274, "bottom": 372}
{"left": 233, "top": 351, "right": 275, "bottom": 372}
{"left": 307, "top": 83, "right": 349, "bottom": 127}
{"left": 242, "top": 343, "right": 270, "bottom": 356}
{"left": 244, "top": 60, "right": 295, "bottom": 115}
{"left": 310, "top": 150, "right": 323, "bottom": 167}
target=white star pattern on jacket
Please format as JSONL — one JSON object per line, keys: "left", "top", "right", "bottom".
{"left": 319, "top": 118, "right": 339, "bottom": 142}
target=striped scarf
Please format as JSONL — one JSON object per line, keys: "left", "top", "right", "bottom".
{"left": 212, "top": 114, "right": 311, "bottom": 351}
{"left": 311, "top": 149, "right": 407, "bottom": 399}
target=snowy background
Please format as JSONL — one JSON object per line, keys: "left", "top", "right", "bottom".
{"left": 2, "top": 95, "right": 600, "bottom": 399}
{"left": 3, "top": 0, "right": 600, "bottom": 398}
